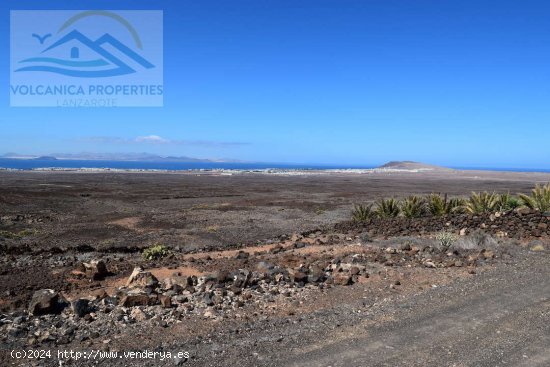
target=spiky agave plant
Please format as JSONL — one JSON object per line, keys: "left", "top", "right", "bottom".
{"left": 375, "top": 198, "right": 400, "bottom": 218}
{"left": 352, "top": 203, "right": 374, "bottom": 222}
{"left": 465, "top": 191, "right": 499, "bottom": 214}
{"left": 426, "top": 193, "right": 464, "bottom": 216}
{"left": 495, "top": 192, "right": 520, "bottom": 212}
{"left": 519, "top": 183, "right": 550, "bottom": 212}
{"left": 401, "top": 195, "right": 425, "bottom": 218}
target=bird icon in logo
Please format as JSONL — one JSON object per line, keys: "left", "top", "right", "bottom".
{"left": 31, "top": 33, "right": 52, "bottom": 44}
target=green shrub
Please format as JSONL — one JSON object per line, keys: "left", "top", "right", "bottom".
{"left": 427, "top": 194, "right": 464, "bottom": 216}
{"left": 436, "top": 231, "right": 458, "bottom": 250}
{"left": 465, "top": 192, "right": 499, "bottom": 214}
{"left": 375, "top": 198, "right": 400, "bottom": 218}
{"left": 142, "top": 244, "right": 169, "bottom": 261}
{"left": 352, "top": 204, "right": 374, "bottom": 222}
{"left": 519, "top": 183, "right": 550, "bottom": 212}
{"left": 401, "top": 196, "right": 425, "bottom": 218}
{"left": 0, "top": 229, "right": 35, "bottom": 239}
{"left": 495, "top": 193, "right": 520, "bottom": 211}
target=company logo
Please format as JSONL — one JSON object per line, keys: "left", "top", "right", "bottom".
{"left": 10, "top": 10, "right": 163, "bottom": 107}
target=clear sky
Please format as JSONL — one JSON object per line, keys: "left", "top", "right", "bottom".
{"left": 1, "top": 0, "right": 549, "bottom": 168}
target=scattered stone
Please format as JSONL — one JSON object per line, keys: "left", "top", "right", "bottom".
{"left": 204, "top": 308, "right": 217, "bottom": 318}
{"left": 130, "top": 308, "right": 148, "bottom": 321}
{"left": 126, "top": 267, "right": 159, "bottom": 289}
{"left": 174, "top": 355, "right": 188, "bottom": 366}
{"left": 120, "top": 293, "right": 158, "bottom": 307}
{"left": 516, "top": 207, "right": 531, "bottom": 215}
{"left": 333, "top": 274, "right": 352, "bottom": 286}
{"left": 481, "top": 249, "right": 495, "bottom": 259}
{"left": 72, "top": 299, "right": 91, "bottom": 318}
{"left": 29, "top": 289, "right": 66, "bottom": 316}
{"left": 159, "top": 294, "right": 172, "bottom": 308}
{"left": 235, "top": 251, "right": 249, "bottom": 259}
{"left": 398, "top": 243, "right": 411, "bottom": 251}
{"left": 288, "top": 269, "right": 308, "bottom": 284}
{"left": 307, "top": 267, "right": 325, "bottom": 283}
{"left": 82, "top": 260, "right": 108, "bottom": 280}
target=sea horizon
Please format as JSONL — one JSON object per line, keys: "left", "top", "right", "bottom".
{"left": 0, "top": 158, "right": 549, "bottom": 173}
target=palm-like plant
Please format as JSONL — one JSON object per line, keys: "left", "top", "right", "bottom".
{"left": 465, "top": 191, "right": 499, "bottom": 214}
{"left": 495, "top": 193, "right": 520, "bottom": 212}
{"left": 401, "top": 196, "right": 425, "bottom": 218}
{"left": 519, "top": 183, "right": 550, "bottom": 212}
{"left": 427, "top": 193, "right": 464, "bottom": 216}
{"left": 375, "top": 198, "right": 400, "bottom": 218}
{"left": 352, "top": 204, "right": 374, "bottom": 222}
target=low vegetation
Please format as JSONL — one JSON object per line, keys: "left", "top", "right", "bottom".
{"left": 375, "top": 198, "right": 400, "bottom": 218}
{"left": 142, "top": 244, "right": 169, "bottom": 261}
{"left": 427, "top": 193, "right": 464, "bottom": 216}
{"left": 0, "top": 229, "right": 35, "bottom": 239}
{"left": 465, "top": 191, "right": 499, "bottom": 214}
{"left": 352, "top": 204, "right": 374, "bottom": 222}
{"left": 495, "top": 192, "right": 521, "bottom": 211}
{"left": 401, "top": 196, "right": 425, "bottom": 218}
{"left": 436, "top": 231, "right": 458, "bottom": 250}
{"left": 350, "top": 185, "right": 546, "bottom": 221}
{"left": 519, "top": 183, "right": 550, "bottom": 212}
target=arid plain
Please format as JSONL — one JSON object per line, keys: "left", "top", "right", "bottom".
{"left": 1, "top": 168, "right": 549, "bottom": 366}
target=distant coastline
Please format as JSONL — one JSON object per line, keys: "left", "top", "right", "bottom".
{"left": 0, "top": 158, "right": 549, "bottom": 174}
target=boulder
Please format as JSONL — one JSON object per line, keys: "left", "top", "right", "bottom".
{"left": 119, "top": 292, "right": 158, "bottom": 307}
{"left": 288, "top": 269, "right": 308, "bottom": 284}
{"left": 516, "top": 207, "right": 531, "bottom": 215}
{"left": 202, "top": 293, "right": 215, "bottom": 306}
{"left": 82, "top": 260, "right": 108, "bottom": 280}
{"left": 29, "top": 289, "right": 66, "bottom": 315}
{"left": 71, "top": 299, "right": 91, "bottom": 318}
{"left": 307, "top": 267, "right": 325, "bottom": 283}
{"left": 232, "top": 270, "right": 251, "bottom": 288}
{"left": 333, "top": 274, "right": 353, "bottom": 286}
{"left": 126, "top": 267, "right": 159, "bottom": 289}
{"left": 130, "top": 308, "right": 148, "bottom": 321}
{"left": 159, "top": 294, "right": 172, "bottom": 308}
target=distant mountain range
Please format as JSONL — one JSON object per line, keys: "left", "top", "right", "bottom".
{"left": 0, "top": 152, "right": 240, "bottom": 163}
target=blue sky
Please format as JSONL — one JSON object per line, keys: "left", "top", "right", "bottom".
{"left": 1, "top": 0, "right": 549, "bottom": 168}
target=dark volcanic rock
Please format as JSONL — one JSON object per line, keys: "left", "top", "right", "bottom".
{"left": 333, "top": 274, "right": 353, "bottom": 286}
{"left": 288, "top": 269, "right": 308, "bottom": 284}
{"left": 29, "top": 289, "right": 66, "bottom": 315}
{"left": 82, "top": 259, "right": 108, "bottom": 280}
{"left": 126, "top": 267, "right": 159, "bottom": 290}
{"left": 120, "top": 293, "right": 158, "bottom": 307}
{"left": 72, "top": 299, "right": 91, "bottom": 318}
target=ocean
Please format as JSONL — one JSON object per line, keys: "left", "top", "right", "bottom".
{"left": 0, "top": 158, "right": 549, "bottom": 173}
{"left": 0, "top": 158, "right": 375, "bottom": 171}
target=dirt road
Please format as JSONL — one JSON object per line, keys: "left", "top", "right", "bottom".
{"left": 276, "top": 253, "right": 550, "bottom": 367}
